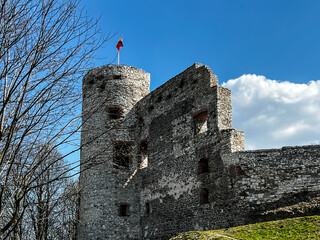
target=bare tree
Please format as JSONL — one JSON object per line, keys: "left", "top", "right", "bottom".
{"left": 53, "top": 179, "right": 79, "bottom": 240}
{"left": 10, "top": 153, "right": 79, "bottom": 240}
{"left": 0, "top": 0, "right": 109, "bottom": 237}
{"left": 23, "top": 149, "right": 79, "bottom": 240}
{"left": 25, "top": 146, "right": 68, "bottom": 240}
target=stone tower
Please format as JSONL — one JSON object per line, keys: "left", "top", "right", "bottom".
{"left": 79, "top": 65, "right": 150, "bottom": 240}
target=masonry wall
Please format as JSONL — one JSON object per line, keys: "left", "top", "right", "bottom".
{"left": 79, "top": 63, "right": 320, "bottom": 240}
{"left": 222, "top": 145, "right": 320, "bottom": 223}
{"left": 133, "top": 64, "right": 245, "bottom": 239}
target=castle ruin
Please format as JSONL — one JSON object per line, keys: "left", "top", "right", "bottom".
{"left": 78, "top": 63, "right": 320, "bottom": 240}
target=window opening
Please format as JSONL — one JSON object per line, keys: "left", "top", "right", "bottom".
{"left": 156, "top": 95, "right": 162, "bottom": 103}
{"left": 138, "top": 116, "right": 144, "bottom": 125}
{"left": 200, "top": 188, "right": 209, "bottom": 204}
{"left": 148, "top": 105, "right": 154, "bottom": 112}
{"left": 193, "top": 111, "right": 208, "bottom": 134}
{"left": 88, "top": 79, "right": 95, "bottom": 85}
{"left": 113, "top": 142, "right": 131, "bottom": 169}
{"left": 113, "top": 74, "right": 126, "bottom": 79}
{"left": 118, "top": 203, "right": 130, "bottom": 216}
{"left": 98, "top": 82, "right": 106, "bottom": 92}
{"left": 107, "top": 106, "right": 123, "bottom": 120}
{"left": 139, "top": 140, "right": 148, "bottom": 169}
{"left": 140, "top": 140, "right": 148, "bottom": 155}
{"left": 145, "top": 202, "right": 150, "bottom": 215}
{"left": 198, "top": 158, "right": 209, "bottom": 174}
{"left": 179, "top": 79, "right": 185, "bottom": 88}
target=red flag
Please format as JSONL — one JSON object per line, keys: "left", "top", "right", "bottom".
{"left": 116, "top": 36, "right": 123, "bottom": 51}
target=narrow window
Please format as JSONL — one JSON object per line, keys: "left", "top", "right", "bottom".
{"left": 140, "top": 140, "right": 148, "bottom": 155}
{"left": 200, "top": 188, "right": 209, "bottom": 204}
{"left": 145, "top": 202, "right": 150, "bottom": 215}
{"left": 156, "top": 95, "right": 162, "bottom": 103}
{"left": 193, "top": 111, "right": 208, "bottom": 134}
{"left": 88, "top": 79, "right": 95, "bottom": 85}
{"left": 98, "top": 82, "right": 106, "bottom": 92}
{"left": 138, "top": 140, "right": 148, "bottom": 169}
{"left": 113, "top": 142, "right": 131, "bottom": 169}
{"left": 113, "top": 74, "right": 126, "bottom": 80}
{"left": 179, "top": 79, "right": 185, "bottom": 88}
{"left": 148, "top": 105, "right": 154, "bottom": 112}
{"left": 198, "top": 158, "right": 209, "bottom": 174}
{"left": 118, "top": 203, "right": 130, "bottom": 216}
{"left": 138, "top": 117, "right": 144, "bottom": 125}
{"left": 107, "top": 106, "right": 123, "bottom": 120}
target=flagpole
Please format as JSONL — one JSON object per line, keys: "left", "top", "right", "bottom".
{"left": 116, "top": 36, "right": 123, "bottom": 65}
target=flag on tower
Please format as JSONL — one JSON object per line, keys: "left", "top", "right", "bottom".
{"left": 116, "top": 36, "right": 123, "bottom": 51}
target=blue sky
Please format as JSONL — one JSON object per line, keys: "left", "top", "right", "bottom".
{"left": 80, "top": 0, "right": 320, "bottom": 149}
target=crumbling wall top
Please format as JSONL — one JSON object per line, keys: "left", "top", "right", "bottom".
{"left": 165, "top": 63, "right": 218, "bottom": 87}
{"left": 83, "top": 64, "right": 150, "bottom": 87}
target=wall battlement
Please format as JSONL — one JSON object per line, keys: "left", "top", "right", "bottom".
{"left": 79, "top": 64, "right": 320, "bottom": 240}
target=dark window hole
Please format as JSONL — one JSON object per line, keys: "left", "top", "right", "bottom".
{"left": 113, "top": 142, "right": 131, "bottom": 169}
{"left": 118, "top": 203, "right": 130, "bottom": 216}
{"left": 148, "top": 105, "right": 154, "bottom": 112}
{"left": 193, "top": 111, "right": 208, "bottom": 134}
{"left": 156, "top": 95, "right": 162, "bottom": 103}
{"left": 200, "top": 188, "right": 209, "bottom": 204}
{"left": 107, "top": 106, "right": 123, "bottom": 120}
{"left": 179, "top": 79, "right": 185, "bottom": 88}
{"left": 98, "top": 83, "right": 106, "bottom": 92}
{"left": 198, "top": 158, "right": 209, "bottom": 174}
{"left": 113, "top": 74, "right": 126, "bottom": 80}
{"left": 88, "top": 79, "right": 95, "bottom": 85}
{"left": 146, "top": 202, "right": 150, "bottom": 215}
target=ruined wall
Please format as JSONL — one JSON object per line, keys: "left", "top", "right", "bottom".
{"left": 133, "top": 64, "right": 245, "bottom": 239}
{"left": 79, "top": 63, "right": 320, "bottom": 240}
{"left": 79, "top": 65, "right": 150, "bottom": 240}
{"left": 223, "top": 145, "right": 320, "bottom": 223}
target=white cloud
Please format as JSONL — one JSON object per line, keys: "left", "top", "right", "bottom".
{"left": 222, "top": 74, "right": 320, "bottom": 150}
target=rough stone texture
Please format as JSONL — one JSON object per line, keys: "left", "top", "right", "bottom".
{"left": 223, "top": 145, "right": 320, "bottom": 223}
{"left": 78, "top": 63, "right": 320, "bottom": 240}
{"left": 79, "top": 65, "right": 150, "bottom": 240}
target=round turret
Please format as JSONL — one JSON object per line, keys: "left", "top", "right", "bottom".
{"left": 83, "top": 65, "right": 150, "bottom": 117}
{"left": 79, "top": 65, "right": 150, "bottom": 240}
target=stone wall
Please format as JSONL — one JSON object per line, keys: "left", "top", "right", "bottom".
{"left": 223, "top": 145, "right": 320, "bottom": 223}
{"left": 134, "top": 64, "right": 245, "bottom": 239}
{"left": 79, "top": 63, "right": 320, "bottom": 240}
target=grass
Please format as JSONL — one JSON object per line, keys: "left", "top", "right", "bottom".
{"left": 170, "top": 215, "right": 320, "bottom": 240}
